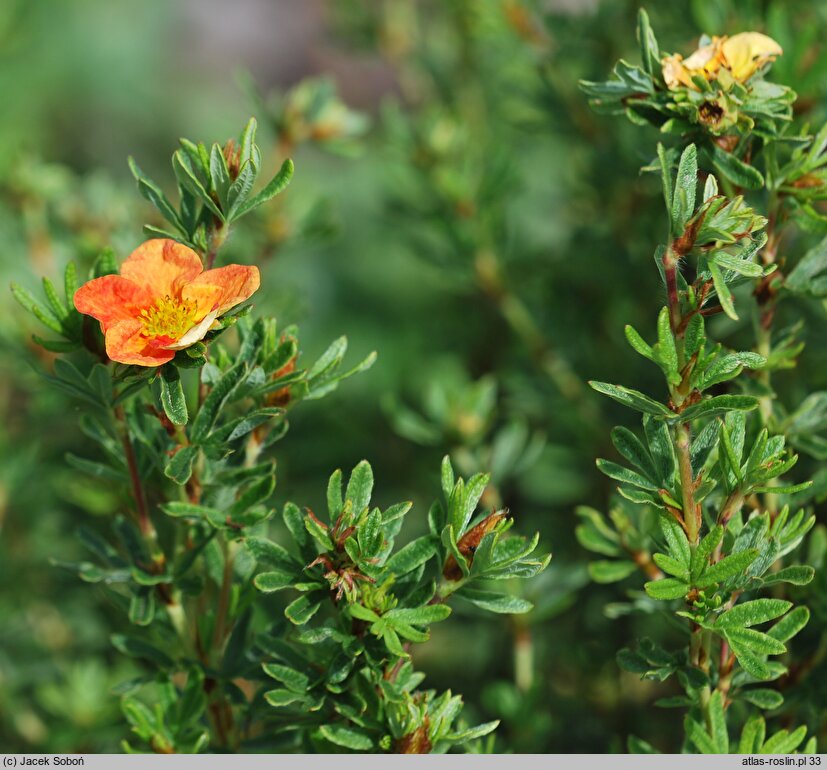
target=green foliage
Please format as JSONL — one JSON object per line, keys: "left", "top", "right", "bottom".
{"left": 10, "top": 115, "right": 546, "bottom": 754}
{"left": 128, "top": 118, "right": 294, "bottom": 254}
{"left": 583, "top": 6, "right": 823, "bottom": 756}
{"left": 5, "top": 0, "right": 827, "bottom": 757}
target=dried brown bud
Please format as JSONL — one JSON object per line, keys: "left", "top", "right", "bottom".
{"left": 443, "top": 511, "right": 506, "bottom": 581}
{"left": 266, "top": 357, "right": 297, "bottom": 407}
{"left": 223, "top": 139, "right": 241, "bottom": 181}
{"left": 396, "top": 719, "right": 432, "bottom": 754}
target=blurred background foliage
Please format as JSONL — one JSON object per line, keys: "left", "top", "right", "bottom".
{"left": 2, "top": 0, "right": 827, "bottom": 753}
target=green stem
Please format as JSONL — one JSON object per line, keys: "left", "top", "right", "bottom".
{"left": 513, "top": 619, "right": 534, "bottom": 692}
{"left": 676, "top": 422, "right": 699, "bottom": 545}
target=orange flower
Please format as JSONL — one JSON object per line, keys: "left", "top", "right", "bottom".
{"left": 74, "top": 239, "right": 259, "bottom": 366}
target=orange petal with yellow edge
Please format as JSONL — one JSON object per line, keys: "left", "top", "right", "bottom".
{"left": 120, "top": 239, "right": 204, "bottom": 299}
{"left": 182, "top": 264, "right": 260, "bottom": 316}
{"left": 104, "top": 318, "right": 176, "bottom": 367}
{"left": 74, "top": 275, "right": 153, "bottom": 333}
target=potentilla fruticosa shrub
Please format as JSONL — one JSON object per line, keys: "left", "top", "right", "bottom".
{"left": 577, "top": 9, "right": 827, "bottom": 754}
{"left": 10, "top": 119, "right": 548, "bottom": 753}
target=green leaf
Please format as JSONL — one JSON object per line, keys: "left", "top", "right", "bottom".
{"left": 173, "top": 150, "right": 224, "bottom": 221}
{"left": 128, "top": 157, "right": 184, "bottom": 231}
{"left": 317, "top": 724, "right": 373, "bottom": 751}
{"left": 657, "top": 143, "right": 673, "bottom": 215}
{"left": 284, "top": 595, "right": 322, "bottom": 625}
{"left": 767, "top": 606, "right": 810, "bottom": 643}
{"left": 164, "top": 445, "right": 198, "bottom": 485}
{"left": 644, "top": 578, "right": 687, "bottom": 600}
{"left": 709, "top": 260, "right": 738, "bottom": 320}
{"left": 445, "top": 720, "right": 500, "bottom": 743}
{"left": 253, "top": 570, "right": 294, "bottom": 593}
{"left": 455, "top": 588, "right": 533, "bottom": 614}
{"left": 589, "top": 381, "right": 672, "bottom": 416}
{"left": 709, "top": 144, "right": 765, "bottom": 190}
{"left": 697, "top": 549, "right": 759, "bottom": 587}
{"left": 691, "top": 526, "right": 723, "bottom": 581}
{"left": 610, "top": 426, "right": 657, "bottom": 479}
{"left": 698, "top": 352, "right": 766, "bottom": 390}
{"left": 305, "top": 513, "right": 334, "bottom": 551}
{"left": 209, "top": 143, "right": 231, "bottom": 209}
{"left": 597, "top": 459, "right": 657, "bottom": 490}
{"left": 455, "top": 472, "right": 489, "bottom": 534}
{"left": 386, "top": 536, "right": 437, "bottom": 575}
{"left": 656, "top": 306, "right": 679, "bottom": 384}
{"left": 671, "top": 144, "right": 698, "bottom": 234}
{"left": 678, "top": 395, "right": 758, "bottom": 422}
{"left": 636, "top": 7, "right": 660, "bottom": 78}
{"left": 326, "top": 469, "right": 343, "bottom": 520}
{"left": 11, "top": 282, "right": 63, "bottom": 333}
{"left": 685, "top": 717, "right": 718, "bottom": 754}
{"left": 262, "top": 663, "right": 309, "bottom": 693}
{"left": 385, "top": 604, "right": 452, "bottom": 625}
{"left": 761, "top": 565, "right": 815, "bottom": 587}
{"left": 718, "top": 598, "right": 792, "bottom": 629}
{"left": 42, "top": 276, "right": 68, "bottom": 319}
{"left": 190, "top": 362, "right": 248, "bottom": 442}
{"left": 739, "top": 715, "right": 766, "bottom": 754}
{"left": 233, "top": 159, "right": 294, "bottom": 220}
{"left": 244, "top": 535, "right": 299, "bottom": 571}
{"left": 575, "top": 507, "right": 621, "bottom": 557}
{"left": 440, "top": 455, "right": 455, "bottom": 499}
{"left": 128, "top": 588, "right": 155, "bottom": 626}
{"left": 741, "top": 689, "right": 783, "bottom": 710}
{"left": 659, "top": 513, "right": 691, "bottom": 566}
{"left": 708, "top": 690, "right": 729, "bottom": 753}
{"left": 587, "top": 560, "right": 638, "bottom": 583}
{"left": 264, "top": 689, "right": 306, "bottom": 707}
{"left": 652, "top": 553, "right": 688, "bottom": 581}
{"left": 624, "top": 324, "right": 655, "bottom": 361}
{"left": 227, "top": 475, "right": 275, "bottom": 520}
{"left": 64, "top": 262, "right": 78, "bottom": 306}
{"left": 761, "top": 726, "right": 808, "bottom": 754}
{"left": 111, "top": 634, "right": 173, "bottom": 668}
{"left": 161, "top": 501, "right": 217, "bottom": 520}
{"left": 725, "top": 626, "right": 787, "bottom": 656}
{"left": 283, "top": 501, "right": 314, "bottom": 560}
{"left": 345, "top": 460, "right": 373, "bottom": 513}
{"left": 159, "top": 366, "right": 188, "bottom": 425}
{"left": 787, "top": 234, "right": 827, "bottom": 294}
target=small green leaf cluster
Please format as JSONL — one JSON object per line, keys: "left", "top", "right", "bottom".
{"left": 240, "top": 457, "right": 546, "bottom": 751}
{"left": 246, "top": 75, "right": 369, "bottom": 157}
{"left": 121, "top": 669, "right": 209, "bottom": 754}
{"left": 129, "top": 118, "right": 294, "bottom": 254}
{"left": 11, "top": 258, "right": 96, "bottom": 353}
{"left": 385, "top": 372, "right": 544, "bottom": 491}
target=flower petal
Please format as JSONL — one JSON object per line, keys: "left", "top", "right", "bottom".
{"left": 74, "top": 275, "right": 153, "bottom": 332}
{"left": 104, "top": 319, "right": 176, "bottom": 367}
{"left": 181, "top": 264, "right": 260, "bottom": 316}
{"left": 120, "top": 239, "right": 204, "bottom": 298}
{"left": 722, "top": 32, "right": 782, "bottom": 81}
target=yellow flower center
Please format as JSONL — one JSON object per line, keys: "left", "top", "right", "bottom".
{"left": 139, "top": 295, "right": 199, "bottom": 340}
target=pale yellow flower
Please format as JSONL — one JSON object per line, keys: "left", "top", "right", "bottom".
{"left": 721, "top": 32, "right": 783, "bottom": 81}
{"left": 662, "top": 32, "right": 782, "bottom": 91}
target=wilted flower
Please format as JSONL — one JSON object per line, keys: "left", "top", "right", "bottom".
{"left": 662, "top": 32, "right": 782, "bottom": 90}
{"left": 74, "top": 239, "right": 259, "bottom": 366}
